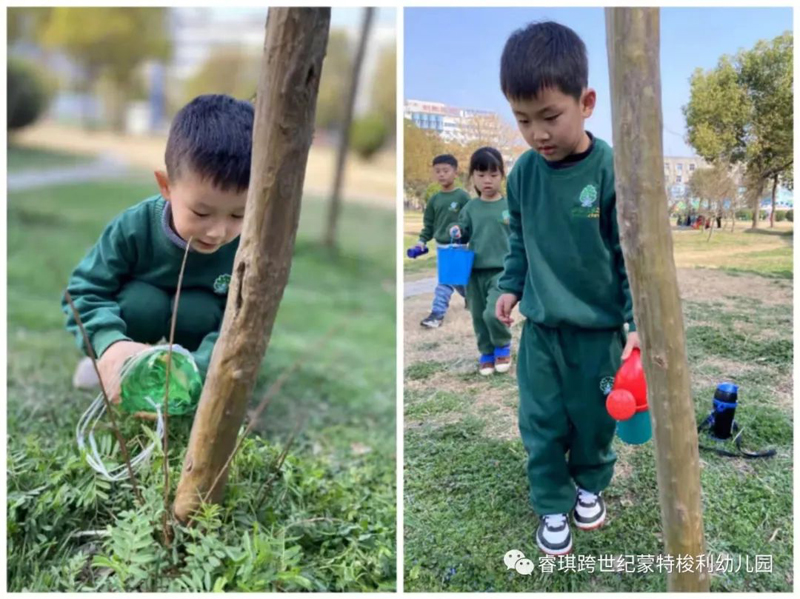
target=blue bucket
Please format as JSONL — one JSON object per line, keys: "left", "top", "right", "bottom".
{"left": 437, "top": 244, "right": 474, "bottom": 286}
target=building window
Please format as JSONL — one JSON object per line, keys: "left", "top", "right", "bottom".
{"left": 677, "top": 163, "right": 683, "bottom": 172}
{"left": 689, "top": 163, "right": 696, "bottom": 172}
{"left": 676, "top": 175, "right": 682, "bottom": 183}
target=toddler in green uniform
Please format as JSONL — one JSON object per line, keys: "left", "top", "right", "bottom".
{"left": 494, "top": 22, "right": 641, "bottom": 555}
{"left": 62, "top": 94, "right": 253, "bottom": 402}
{"left": 449, "top": 147, "right": 512, "bottom": 376}
{"left": 414, "top": 154, "right": 471, "bottom": 328}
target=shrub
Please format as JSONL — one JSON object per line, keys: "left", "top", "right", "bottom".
{"left": 786, "top": 209, "right": 793, "bottom": 222}
{"left": 735, "top": 210, "right": 753, "bottom": 221}
{"left": 774, "top": 210, "right": 787, "bottom": 222}
{"left": 8, "top": 57, "right": 52, "bottom": 132}
{"left": 349, "top": 114, "right": 388, "bottom": 160}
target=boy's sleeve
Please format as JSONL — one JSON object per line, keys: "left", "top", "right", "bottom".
{"left": 418, "top": 194, "right": 436, "bottom": 244}
{"left": 457, "top": 203, "right": 472, "bottom": 243}
{"left": 62, "top": 214, "right": 137, "bottom": 358}
{"left": 605, "top": 190, "right": 636, "bottom": 332}
{"left": 497, "top": 168, "right": 528, "bottom": 297}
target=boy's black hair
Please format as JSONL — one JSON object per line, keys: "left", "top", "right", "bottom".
{"left": 432, "top": 154, "right": 458, "bottom": 169}
{"left": 500, "top": 21, "right": 588, "bottom": 101}
{"left": 165, "top": 94, "right": 255, "bottom": 192}
{"left": 468, "top": 147, "right": 505, "bottom": 197}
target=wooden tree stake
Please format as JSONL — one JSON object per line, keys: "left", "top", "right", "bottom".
{"left": 605, "top": 7, "right": 709, "bottom": 592}
{"left": 173, "top": 8, "right": 331, "bottom": 522}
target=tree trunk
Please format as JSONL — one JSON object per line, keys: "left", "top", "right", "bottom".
{"left": 323, "top": 7, "right": 375, "bottom": 248}
{"left": 605, "top": 8, "right": 709, "bottom": 592}
{"left": 173, "top": 8, "right": 331, "bottom": 523}
{"left": 770, "top": 175, "right": 778, "bottom": 228}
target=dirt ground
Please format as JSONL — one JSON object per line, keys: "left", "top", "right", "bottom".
{"left": 404, "top": 267, "right": 793, "bottom": 438}
{"left": 13, "top": 121, "right": 396, "bottom": 207}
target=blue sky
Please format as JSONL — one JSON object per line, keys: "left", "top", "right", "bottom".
{"left": 405, "top": 7, "right": 792, "bottom": 157}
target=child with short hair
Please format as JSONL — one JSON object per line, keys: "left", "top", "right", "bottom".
{"left": 494, "top": 22, "right": 640, "bottom": 555}
{"left": 414, "top": 154, "right": 471, "bottom": 328}
{"left": 63, "top": 94, "right": 254, "bottom": 401}
{"left": 449, "top": 147, "right": 512, "bottom": 375}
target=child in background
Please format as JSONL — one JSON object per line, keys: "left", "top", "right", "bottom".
{"left": 494, "top": 22, "right": 640, "bottom": 555}
{"left": 449, "top": 147, "right": 512, "bottom": 375}
{"left": 414, "top": 154, "right": 471, "bottom": 328}
{"left": 63, "top": 94, "right": 253, "bottom": 401}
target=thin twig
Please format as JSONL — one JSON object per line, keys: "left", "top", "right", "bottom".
{"left": 161, "top": 235, "right": 193, "bottom": 547}
{"left": 65, "top": 291, "right": 143, "bottom": 505}
{"left": 201, "top": 323, "right": 342, "bottom": 505}
{"left": 255, "top": 414, "right": 306, "bottom": 511}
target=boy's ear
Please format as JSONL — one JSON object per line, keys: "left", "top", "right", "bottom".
{"left": 581, "top": 88, "right": 597, "bottom": 118}
{"left": 154, "top": 170, "right": 172, "bottom": 200}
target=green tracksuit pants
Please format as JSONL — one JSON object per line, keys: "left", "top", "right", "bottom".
{"left": 466, "top": 268, "right": 512, "bottom": 356}
{"left": 517, "top": 319, "right": 624, "bottom": 515}
{"left": 117, "top": 280, "right": 224, "bottom": 351}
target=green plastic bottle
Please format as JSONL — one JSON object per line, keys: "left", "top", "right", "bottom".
{"left": 119, "top": 346, "right": 202, "bottom": 416}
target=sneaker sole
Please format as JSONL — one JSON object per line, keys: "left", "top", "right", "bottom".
{"left": 479, "top": 368, "right": 495, "bottom": 376}
{"left": 421, "top": 322, "right": 442, "bottom": 329}
{"left": 573, "top": 507, "right": 607, "bottom": 531}
{"left": 494, "top": 364, "right": 511, "bottom": 373}
{"left": 536, "top": 537, "right": 573, "bottom": 556}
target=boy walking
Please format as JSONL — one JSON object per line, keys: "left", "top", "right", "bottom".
{"left": 63, "top": 94, "right": 253, "bottom": 401}
{"left": 495, "top": 22, "right": 640, "bottom": 555}
{"left": 414, "top": 154, "right": 471, "bottom": 328}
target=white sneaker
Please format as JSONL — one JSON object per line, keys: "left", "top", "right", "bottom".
{"left": 536, "top": 513, "right": 572, "bottom": 555}
{"left": 72, "top": 357, "right": 100, "bottom": 390}
{"left": 573, "top": 488, "right": 607, "bottom": 530}
{"left": 479, "top": 359, "right": 495, "bottom": 376}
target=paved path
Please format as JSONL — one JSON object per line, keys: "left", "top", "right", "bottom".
{"left": 404, "top": 277, "right": 437, "bottom": 298}
{"left": 8, "top": 154, "right": 129, "bottom": 192}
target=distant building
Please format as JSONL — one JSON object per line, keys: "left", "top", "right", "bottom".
{"left": 404, "top": 99, "right": 502, "bottom": 144}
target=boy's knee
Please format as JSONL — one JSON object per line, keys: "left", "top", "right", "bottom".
{"left": 118, "top": 281, "right": 171, "bottom": 343}
{"left": 174, "top": 289, "right": 224, "bottom": 338}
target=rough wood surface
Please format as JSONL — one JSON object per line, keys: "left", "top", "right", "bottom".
{"left": 605, "top": 8, "right": 709, "bottom": 592}
{"left": 173, "top": 8, "right": 331, "bottom": 522}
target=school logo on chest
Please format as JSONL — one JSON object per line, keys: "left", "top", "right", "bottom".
{"left": 449, "top": 201, "right": 459, "bottom": 211}
{"left": 571, "top": 184, "right": 600, "bottom": 218}
{"left": 501, "top": 209, "right": 510, "bottom": 225}
{"left": 599, "top": 376, "right": 615, "bottom": 396}
{"left": 213, "top": 273, "right": 232, "bottom": 295}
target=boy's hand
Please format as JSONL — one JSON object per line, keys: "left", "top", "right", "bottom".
{"left": 97, "top": 340, "right": 150, "bottom": 403}
{"left": 495, "top": 293, "right": 519, "bottom": 327}
{"left": 621, "top": 331, "right": 640, "bottom": 360}
{"left": 449, "top": 225, "right": 461, "bottom": 239}
{"left": 415, "top": 240, "right": 426, "bottom": 248}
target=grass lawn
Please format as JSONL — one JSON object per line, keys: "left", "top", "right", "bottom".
{"left": 7, "top": 144, "right": 95, "bottom": 173}
{"left": 7, "top": 178, "right": 396, "bottom": 591}
{"left": 403, "top": 211, "right": 793, "bottom": 591}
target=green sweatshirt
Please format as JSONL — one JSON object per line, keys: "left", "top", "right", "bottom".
{"left": 62, "top": 195, "right": 239, "bottom": 375}
{"left": 498, "top": 137, "right": 636, "bottom": 332}
{"left": 457, "top": 196, "right": 510, "bottom": 270}
{"left": 419, "top": 188, "right": 471, "bottom": 245}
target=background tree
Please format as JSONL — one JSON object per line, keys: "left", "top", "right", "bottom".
{"left": 315, "top": 30, "right": 352, "bottom": 132}
{"left": 684, "top": 32, "right": 793, "bottom": 228}
{"left": 183, "top": 47, "right": 260, "bottom": 105}
{"left": 41, "top": 7, "right": 171, "bottom": 131}
{"left": 403, "top": 120, "right": 445, "bottom": 204}
{"left": 371, "top": 45, "right": 396, "bottom": 141}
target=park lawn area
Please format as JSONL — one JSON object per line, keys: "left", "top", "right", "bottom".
{"left": 7, "top": 178, "right": 396, "bottom": 591}
{"left": 403, "top": 214, "right": 793, "bottom": 591}
{"left": 7, "top": 144, "right": 96, "bottom": 173}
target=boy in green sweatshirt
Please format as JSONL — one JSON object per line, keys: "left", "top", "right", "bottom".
{"left": 449, "top": 147, "right": 512, "bottom": 375}
{"left": 413, "top": 154, "right": 471, "bottom": 328}
{"left": 495, "top": 22, "right": 640, "bottom": 555}
{"left": 62, "top": 94, "right": 253, "bottom": 402}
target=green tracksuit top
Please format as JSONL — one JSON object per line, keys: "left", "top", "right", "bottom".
{"left": 419, "top": 188, "right": 471, "bottom": 246}
{"left": 457, "top": 196, "right": 510, "bottom": 270}
{"left": 498, "top": 137, "right": 636, "bottom": 332}
{"left": 62, "top": 195, "right": 239, "bottom": 372}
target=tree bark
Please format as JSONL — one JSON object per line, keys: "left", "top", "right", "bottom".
{"left": 770, "top": 175, "right": 778, "bottom": 228}
{"left": 605, "top": 8, "right": 709, "bottom": 592}
{"left": 173, "top": 8, "right": 331, "bottom": 522}
{"left": 323, "top": 7, "right": 374, "bottom": 248}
